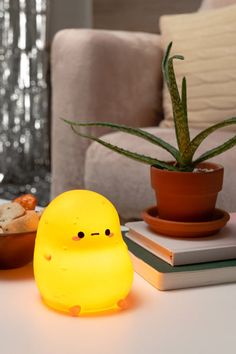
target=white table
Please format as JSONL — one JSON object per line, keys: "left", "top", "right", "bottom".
{"left": 0, "top": 199, "right": 235, "bottom": 354}
{"left": 0, "top": 264, "right": 236, "bottom": 354}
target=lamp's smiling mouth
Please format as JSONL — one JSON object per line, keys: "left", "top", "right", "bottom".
{"left": 91, "top": 232, "right": 100, "bottom": 236}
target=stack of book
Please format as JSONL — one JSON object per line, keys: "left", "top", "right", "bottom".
{"left": 124, "top": 213, "right": 236, "bottom": 290}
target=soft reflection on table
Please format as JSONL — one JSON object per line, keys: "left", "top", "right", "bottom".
{"left": 1, "top": 262, "right": 236, "bottom": 354}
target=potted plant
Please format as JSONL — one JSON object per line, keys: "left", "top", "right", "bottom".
{"left": 63, "top": 42, "right": 236, "bottom": 223}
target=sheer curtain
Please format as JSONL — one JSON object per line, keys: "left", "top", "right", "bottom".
{"left": 0, "top": 0, "right": 50, "bottom": 205}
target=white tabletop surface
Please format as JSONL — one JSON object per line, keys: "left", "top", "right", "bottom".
{"left": 0, "top": 199, "right": 236, "bottom": 354}
{"left": 0, "top": 264, "right": 236, "bottom": 354}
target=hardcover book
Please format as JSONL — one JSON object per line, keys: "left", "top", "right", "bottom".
{"left": 126, "top": 213, "right": 236, "bottom": 266}
{"left": 123, "top": 234, "right": 236, "bottom": 291}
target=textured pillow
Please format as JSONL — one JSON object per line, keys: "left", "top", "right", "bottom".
{"left": 200, "top": 0, "right": 236, "bottom": 10}
{"left": 160, "top": 4, "right": 236, "bottom": 130}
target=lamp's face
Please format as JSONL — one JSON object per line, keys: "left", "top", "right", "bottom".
{"left": 33, "top": 190, "right": 134, "bottom": 316}
{"left": 38, "top": 196, "right": 122, "bottom": 250}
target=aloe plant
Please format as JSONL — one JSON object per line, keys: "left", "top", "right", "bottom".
{"left": 64, "top": 42, "right": 236, "bottom": 172}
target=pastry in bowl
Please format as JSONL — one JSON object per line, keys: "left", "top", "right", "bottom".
{"left": 0, "top": 194, "right": 41, "bottom": 269}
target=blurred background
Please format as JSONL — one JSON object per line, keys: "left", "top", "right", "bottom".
{"left": 0, "top": 0, "right": 201, "bottom": 206}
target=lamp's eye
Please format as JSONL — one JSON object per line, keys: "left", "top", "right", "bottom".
{"left": 77, "top": 231, "right": 85, "bottom": 238}
{"left": 105, "top": 229, "right": 111, "bottom": 236}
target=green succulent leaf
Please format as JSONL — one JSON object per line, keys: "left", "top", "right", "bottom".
{"left": 62, "top": 119, "right": 180, "bottom": 161}
{"left": 187, "top": 117, "right": 236, "bottom": 159}
{"left": 162, "top": 43, "right": 190, "bottom": 164}
{"left": 162, "top": 41, "right": 173, "bottom": 83}
{"left": 71, "top": 126, "right": 178, "bottom": 171}
{"left": 181, "top": 77, "right": 188, "bottom": 121}
{"left": 193, "top": 134, "right": 236, "bottom": 165}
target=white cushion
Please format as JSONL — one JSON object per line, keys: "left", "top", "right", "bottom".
{"left": 160, "top": 4, "right": 236, "bottom": 130}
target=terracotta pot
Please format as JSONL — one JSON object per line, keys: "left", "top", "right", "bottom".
{"left": 151, "top": 162, "right": 224, "bottom": 222}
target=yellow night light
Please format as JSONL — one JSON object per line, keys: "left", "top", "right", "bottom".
{"left": 33, "top": 190, "right": 134, "bottom": 316}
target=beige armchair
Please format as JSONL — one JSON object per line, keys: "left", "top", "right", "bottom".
{"left": 51, "top": 0, "right": 236, "bottom": 221}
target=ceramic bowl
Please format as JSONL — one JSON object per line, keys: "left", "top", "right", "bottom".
{"left": 0, "top": 230, "right": 36, "bottom": 269}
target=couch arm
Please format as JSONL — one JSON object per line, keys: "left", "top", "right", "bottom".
{"left": 51, "top": 29, "right": 163, "bottom": 198}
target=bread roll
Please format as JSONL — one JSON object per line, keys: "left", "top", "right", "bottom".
{"left": 0, "top": 202, "right": 25, "bottom": 229}
{"left": 2, "top": 210, "right": 40, "bottom": 233}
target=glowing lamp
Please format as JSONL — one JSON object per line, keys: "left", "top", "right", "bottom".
{"left": 33, "top": 190, "right": 134, "bottom": 316}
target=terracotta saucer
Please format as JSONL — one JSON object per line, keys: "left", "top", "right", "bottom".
{"left": 141, "top": 206, "right": 230, "bottom": 237}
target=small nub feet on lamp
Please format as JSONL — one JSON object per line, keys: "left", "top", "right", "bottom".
{"left": 117, "top": 298, "right": 129, "bottom": 310}
{"left": 69, "top": 305, "right": 81, "bottom": 316}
